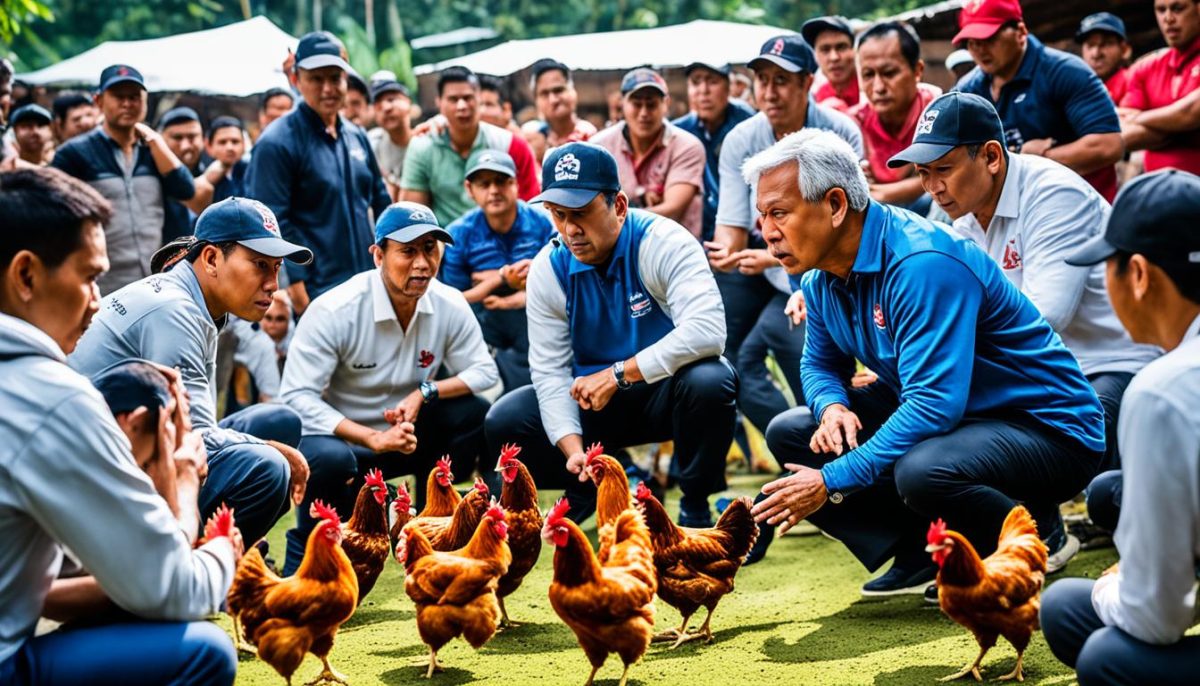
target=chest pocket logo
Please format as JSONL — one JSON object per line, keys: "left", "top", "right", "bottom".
{"left": 352, "top": 362, "right": 377, "bottom": 370}
{"left": 1002, "top": 240, "right": 1023, "bottom": 270}
{"left": 418, "top": 350, "right": 435, "bottom": 368}
{"left": 629, "top": 292, "right": 652, "bottom": 319}
{"left": 1014, "top": 93, "right": 1027, "bottom": 104}
{"left": 873, "top": 303, "right": 886, "bottom": 330}
{"left": 349, "top": 144, "right": 368, "bottom": 163}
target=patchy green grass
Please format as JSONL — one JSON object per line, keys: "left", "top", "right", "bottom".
{"left": 225, "top": 475, "right": 1113, "bottom": 685}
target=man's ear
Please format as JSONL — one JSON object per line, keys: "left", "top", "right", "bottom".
{"left": 5, "top": 250, "right": 40, "bottom": 303}
{"left": 985, "top": 141, "right": 1006, "bottom": 173}
{"left": 613, "top": 191, "right": 629, "bottom": 223}
{"left": 1128, "top": 254, "right": 1152, "bottom": 301}
{"left": 115, "top": 406, "right": 151, "bottom": 440}
{"left": 370, "top": 243, "right": 384, "bottom": 268}
{"left": 827, "top": 187, "right": 849, "bottom": 228}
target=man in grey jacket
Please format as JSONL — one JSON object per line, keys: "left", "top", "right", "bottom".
{"left": 0, "top": 167, "right": 238, "bottom": 685}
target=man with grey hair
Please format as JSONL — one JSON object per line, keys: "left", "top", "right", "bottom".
{"left": 747, "top": 128, "right": 1105, "bottom": 598}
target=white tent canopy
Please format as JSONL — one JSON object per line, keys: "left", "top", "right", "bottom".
{"left": 414, "top": 19, "right": 796, "bottom": 76}
{"left": 18, "top": 16, "right": 295, "bottom": 97}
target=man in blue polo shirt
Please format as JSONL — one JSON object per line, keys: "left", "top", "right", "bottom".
{"left": 746, "top": 128, "right": 1104, "bottom": 597}
{"left": 442, "top": 150, "right": 554, "bottom": 392}
{"left": 246, "top": 31, "right": 391, "bottom": 313}
{"left": 484, "top": 143, "right": 736, "bottom": 526}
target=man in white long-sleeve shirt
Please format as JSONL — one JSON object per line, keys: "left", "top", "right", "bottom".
{"left": 0, "top": 168, "right": 239, "bottom": 685}
{"left": 1041, "top": 170, "right": 1200, "bottom": 685}
{"left": 484, "top": 143, "right": 737, "bottom": 527}
{"left": 279, "top": 201, "right": 498, "bottom": 574}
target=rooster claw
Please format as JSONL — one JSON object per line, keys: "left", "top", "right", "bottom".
{"left": 651, "top": 628, "right": 681, "bottom": 643}
{"left": 938, "top": 666, "right": 982, "bottom": 682}
{"left": 668, "top": 630, "right": 711, "bottom": 649}
{"left": 993, "top": 655, "right": 1024, "bottom": 682}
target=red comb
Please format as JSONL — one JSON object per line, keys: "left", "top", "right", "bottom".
{"left": 473, "top": 477, "right": 489, "bottom": 495}
{"left": 393, "top": 481, "right": 412, "bottom": 508}
{"left": 437, "top": 455, "right": 453, "bottom": 475}
{"left": 309, "top": 500, "right": 341, "bottom": 527}
{"left": 584, "top": 442, "right": 604, "bottom": 464}
{"left": 204, "top": 503, "right": 235, "bottom": 540}
{"left": 499, "top": 443, "right": 522, "bottom": 464}
{"left": 364, "top": 468, "right": 385, "bottom": 490}
{"left": 634, "top": 481, "right": 653, "bottom": 502}
{"left": 486, "top": 498, "right": 506, "bottom": 522}
{"left": 546, "top": 497, "right": 570, "bottom": 526}
{"left": 927, "top": 518, "right": 948, "bottom": 545}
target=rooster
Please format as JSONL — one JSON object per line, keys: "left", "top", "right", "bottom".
{"left": 406, "top": 477, "right": 490, "bottom": 551}
{"left": 341, "top": 468, "right": 391, "bottom": 603}
{"left": 390, "top": 481, "right": 415, "bottom": 549}
{"left": 634, "top": 482, "right": 757, "bottom": 648}
{"left": 417, "top": 455, "right": 461, "bottom": 517}
{"left": 925, "top": 506, "right": 1048, "bottom": 682}
{"left": 397, "top": 500, "right": 512, "bottom": 678}
{"left": 544, "top": 498, "right": 656, "bottom": 686}
{"left": 494, "top": 443, "right": 542, "bottom": 627}
{"left": 227, "top": 501, "right": 359, "bottom": 685}
{"left": 584, "top": 443, "right": 632, "bottom": 562}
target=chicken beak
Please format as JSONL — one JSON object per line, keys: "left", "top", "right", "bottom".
{"left": 924, "top": 544, "right": 940, "bottom": 553}
{"left": 494, "top": 465, "right": 505, "bottom": 472}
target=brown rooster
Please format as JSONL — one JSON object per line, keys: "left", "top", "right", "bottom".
{"left": 397, "top": 500, "right": 513, "bottom": 678}
{"left": 390, "top": 481, "right": 415, "bottom": 548}
{"left": 634, "top": 481, "right": 758, "bottom": 648}
{"left": 341, "top": 468, "right": 391, "bottom": 603}
{"left": 493, "top": 443, "right": 542, "bottom": 627}
{"left": 227, "top": 501, "right": 359, "bottom": 685}
{"left": 417, "top": 455, "right": 460, "bottom": 518}
{"left": 544, "top": 498, "right": 657, "bottom": 686}
{"left": 583, "top": 443, "right": 632, "bottom": 562}
{"left": 406, "top": 477, "right": 490, "bottom": 551}
{"left": 926, "top": 505, "right": 1048, "bottom": 682}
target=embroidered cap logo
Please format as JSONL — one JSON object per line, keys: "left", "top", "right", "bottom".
{"left": 251, "top": 200, "right": 280, "bottom": 235}
{"left": 770, "top": 38, "right": 785, "bottom": 56}
{"left": 554, "top": 153, "right": 581, "bottom": 182}
{"left": 915, "top": 109, "right": 939, "bottom": 137}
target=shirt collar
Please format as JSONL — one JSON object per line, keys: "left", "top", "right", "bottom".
{"left": 1186, "top": 312, "right": 1200, "bottom": 343}
{"left": 851, "top": 201, "right": 887, "bottom": 275}
{"left": 618, "top": 120, "right": 669, "bottom": 151}
{"left": 171, "top": 261, "right": 227, "bottom": 330}
{"left": 0, "top": 311, "right": 66, "bottom": 363}
{"left": 567, "top": 215, "right": 632, "bottom": 277}
{"left": 298, "top": 100, "right": 343, "bottom": 139}
{"left": 370, "top": 268, "right": 434, "bottom": 324}
{"left": 1169, "top": 34, "right": 1200, "bottom": 71}
{"left": 993, "top": 154, "right": 1023, "bottom": 220}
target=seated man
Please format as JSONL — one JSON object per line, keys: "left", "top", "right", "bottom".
{"left": 0, "top": 168, "right": 238, "bottom": 686}
{"left": 280, "top": 202, "right": 498, "bottom": 575}
{"left": 484, "top": 143, "right": 737, "bottom": 527}
{"left": 747, "top": 129, "right": 1104, "bottom": 597}
{"left": 891, "top": 92, "right": 1159, "bottom": 480}
{"left": 442, "top": 150, "right": 555, "bottom": 393}
{"left": 70, "top": 197, "right": 312, "bottom": 545}
{"left": 1041, "top": 170, "right": 1200, "bottom": 685}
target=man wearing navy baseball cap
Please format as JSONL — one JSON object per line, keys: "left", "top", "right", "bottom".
{"left": 1076, "top": 12, "right": 1132, "bottom": 104}
{"left": 280, "top": 201, "right": 497, "bottom": 574}
{"left": 8, "top": 104, "right": 52, "bottom": 166}
{"left": 1042, "top": 170, "right": 1200, "bottom": 685}
{"left": 484, "top": 142, "right": 736, "bottom": 527}
{"left": 71, "top": 197, "right": 313, "bottom": 546}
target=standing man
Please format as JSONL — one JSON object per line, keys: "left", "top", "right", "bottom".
{"left": 1077, "top": 13, "right": 1133, "bottom": 104}
{"left": 672, "top": 61, "right": 756, "bottom": 242}
{"left": 952, "top": 0, "right": 1124, "bottom": 201}
{"left": 280, "top": 202, "right": 498, "bottom": 574}
{"left": 51, "top": 92, "right": 99, "bottom": 144}
{"left": 484, "top": 143, "right": 737, "bottom": 527}
{"left": 442, "top": 150, "right": 555, "bottom": 392}
{"left": 748, "top": 129, "right": 1103, "bottom": 596}
{"left": 205, "top": 116, "right": 249, "bottom": 204}
{"left": 247, "top": 31, "right": 392, "bottom": 312}
{"left": 342, "top": 71, "right": 372, "bottom": 129}
{"left": 479, "top": 74, "right": 522, "bottom": 134}
{"left": 526, "top": 58, "right": 597, "bottom": 159}
{"left": 257, "top": 87, "right": 294, "bottom": 137}
{"left": 590, "top": 68, "right": 707, "bottom": 238}
{"left": 8, "top": 104, "right": 53, "bottom": 166}
{"left": 158, "top": 106, "right": 222, "bottom": 240}
{"left": 401, "top": 66, "right": 540, "bottom": 227}
{"left": 803, "top": 16, "right": 863, "bottom": 113}
{"left": 946, "top": 49, "right": 976, "bottom": 82}
{"left": 1041, "top": 170, "right": 1200, "bottom": 685}
{"left": 368, "top": 78, "right": 413, "bottom": 200}
{"left": 51, "top": 64, "right": 195, "bottom": 295}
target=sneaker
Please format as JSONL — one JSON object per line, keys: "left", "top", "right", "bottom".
{"left": 678, "top": 498, "right": 714, "bottom": 528}
{"left": 923, "top": 583, "right": 939, "bottom": 605}
{"left": 1067, "top": 518, "right": 1114, "bottom": 551}
{"left": 861, "top": 563, "right": 939, "bottom": 596}
{"left": 1046, "top": 532, "right": 1081, "bottom": 574}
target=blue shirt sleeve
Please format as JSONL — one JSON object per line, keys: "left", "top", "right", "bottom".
{"left": 160, "top": 164, "right": 196, "bottom": 201}
{"left": 820, "top": 253, "right": 983, "bottom": 494}
{"left": 1054, "top": 58, "right": 1121, "bottom": 136}
{"left": 50, "top": 140, "right": 87, "bottom": 179}
{"left": 439, "top": 222, "right": 473, "bottom": 291}
{"left": 798, "top": 274, "right": 854, "bottom": 422}
{"left": 245, "top": 133, "right": 308, "bottom": 284}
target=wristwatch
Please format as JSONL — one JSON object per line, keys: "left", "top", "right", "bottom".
{"left": 419, "top": 381, "right": 439, "bottom": 404}
{"left": 611, "top": 360, "right": 633, "bottom": 390}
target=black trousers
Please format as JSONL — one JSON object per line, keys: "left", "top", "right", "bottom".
{"left": 483, "top": 358, "right": 738, "bottom": 514}
{"left": 1087, "top": 371, "right": 1134, "bottom": 474}
{"left": 765, "top": 383, "right": 1101, "bottom": 572}
{"left": 474, "top": 303, "right": 531, "bottom": 394}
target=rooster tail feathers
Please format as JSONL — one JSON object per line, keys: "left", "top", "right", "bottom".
{"left": 998, "top": 506, "right": 1039, "bottom": 546}
{"left": 715, "top": 497, "right": 759, "bottom": 560}
{"left": 226, "top": 546, "right": 274, "bottom": 614}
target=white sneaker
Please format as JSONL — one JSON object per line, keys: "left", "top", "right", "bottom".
{"left": 1046, "top": 533, "right": 1081, "bottom": 574}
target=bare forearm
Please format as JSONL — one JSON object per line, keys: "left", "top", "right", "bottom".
{"left": 645, "top": 186, "right": 697, "bottom": 224}
{"left": 1122, "top": 122, "right": 1170, "bottom": 151}
{"left": 462, "top": 273, "right": 502, "bottom": 303}
{"left": 431, "top": 377, "right": 472, "bottom": 400}
{"left": 174, "top": 467, "right": 201, "bottom": 544}
{"left": 1045, "top": 133, "right": 1123, "bottom": 175}
{"left": 870, "top": 177, "right": 926, "bottom": 205}
{"left": 399, "top": 189, "right": 432, "bottom": 207}
{"left": 556, "top": 433, "right": 583, "bottom": 460}
{"left": 334, "top": 418, "right": 380, "bottom": 450}
{"left": 1134, "top": 90, "right": 1200, "bottom": 133}
{"left": 713, "top": 224, "right": 749, "bottom": 252}
{"left": 43, "top": 576, "right": 117, "bottom": 623}
{"left": 145, "top": 138, "right": 184, "bottom": 176}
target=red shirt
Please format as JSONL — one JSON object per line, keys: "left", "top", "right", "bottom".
{"left": 814, "top": 76, "right": 863, "bottom": 113}
{"left": 853, "top": 83, "right": 941, "bottom": 184}
{"left": 1121, "top": 36, "right": 1200, "bottom": 175}
{"left": 1105, "top": 67, "right": 1130, "bottom": 104}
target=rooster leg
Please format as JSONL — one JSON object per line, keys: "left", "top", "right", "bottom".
{"left": 939, "top": 646, "right": 986, "bottom": 682}
{"left": 618, "top": 663, "right": 633, "bottom": 686}
{"left": 652, "top": 614, "right": 692, "bottom": 643}
{"left": 424, "top": 648, "right": 443, "bottom": 679}
{"left": 498, "top": 597, "right": 522, "bottom": 628}
{"left": 231, "top": 615, "right": 257, "bottom": 655}
{"left": 304, "top": 657, "right": 350, "bottom": 686}
{"left": 994, "top": 652, "right": 1024, "bottom": 682}
{"left": 584, "top": 664, "right": 599, "bottom": 686}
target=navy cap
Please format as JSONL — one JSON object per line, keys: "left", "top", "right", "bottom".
{"left": 91, "top": 360, "right": 171, "bottom": 417}
{"left": 749, "top": 34, "right": 817, "bottom": 75}
{"left": 295, "top": 31, "right": 351, "bottom": 72}
{"left": 370, "top": 79, "right": 410, "bottom": 101}
{"left": 801, "top": 16, "right": 854, "bottom": 47}
{"left": 99, "top": 64, "right": 145, "bottom": 92}
{"left": 532, "top": 142, "right": 621, "bottom": 209}
{"left": 466, "top": 150, "right": 517, "bottom": 179}
{"left": 1076, "top": 12, "right": 1127, "bottom": 42}
{"left": 208, "top": 115, "right": 243, "bottom": 134}
{"left": 685, "top": 62, "right": 732, "bottom": 78}
{"left": 1066, "top": 170, "right": 1200, "bottom": 267}
{"left": 374, "top": 202, "right": 453, "bottom": 246}
{"left": 887, "top": 92, "right": 1004, "bottom": 168}
{"left": 620, "top": 68, "right": 668, "bottom": 96}
{"left": 346, "top": 70, "right": 369, "bottom": 99}
{"left": 9, "top": 104, "right": 51, "bottom": 126}
{"left": 194, "top": 197, "right": 313, "bottom": 264}
{"left": 157, "top": 106, "right": 200, "bottom": 130}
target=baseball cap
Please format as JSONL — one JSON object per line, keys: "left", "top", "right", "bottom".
{"left": 370, "top": 79, "right": 410, "bottom": 101}
{"left": 1066, "top": 170, "right": 1200, "bottom": 268}
{"left": 953, "top": 0, "right": 1023, "bottom": 44}
{"left": 749, "top": 35, "right": 818, "bottom": 75}
{"left": 99, "top": 64, "right": 145, "bottom": 92}
{"left": 887, "top": 92, "right": 1004, "bottom": 168}
{"left": 532, "top": 142, "right": 621, "bottom": 209}
{"left": 9, "top": 104, "right": 51, "bottom": 126}
{"left": 685, "top": 62, "right": 732, "bottom": 78}
{"left": 945, "top": 49, "right": 975, "bottom": 72}
{"left": 294, "top": 31, "right": 351, "bottom": 72}
{"left": 620, "top": 68, "right": 668, "bottom": 96}
{"left": 194, "top": 197, "right": 314, "bottom": 264}
{"left": 466, "top": 150, "right": 517, "bottom": 180}
{"left": 1075, "top": 12, "right": 1126, "bottom": 42}
{"left": 157, "top": 106, "right": 200, "bottom": 130}
{"left": 801, "top": 16, "right": 854, "bottom": 47}
{"left": 374, "top": 202, "right": 454, "bottom": 245}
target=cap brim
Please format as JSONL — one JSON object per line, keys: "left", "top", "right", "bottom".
{"left": 102, "top": 76, "right": 146, "bottom": 91}
{"left": 685, "top": 62, "right": 729, "bottom": 77}
{"left": 1064, "top": 233, "right": 1119, "bottom": 266}
{"left": 623, "top": 82, "right": 668, "bottom": 96}
{"left": 749, "top": 55, "right": 805, "bottom": 73}
{"left": 296, "top": 54, "right": 352, "bottom": 72}
{"left": 532, "top": 187, "right": 603, "bottom": 209}
{"left": 466, "top": 163, "right": 516, "bottom": 179}
{"left": 953, "top": 22, "right": 1006, "bottom": 44}
{"left": 380, "top": 225, "right": 455, "bottom": 246}
{"left": 886, "top": 142, "right": 957, "bottom": 169}
{"left": 1075, "top": 28, "right": 1124, "bottom": 42}
{"left": 13, "top": 115, "right": 51, "bottom": 126}
{"left": 239, "top": 237, "right": 315, "bottom": 265}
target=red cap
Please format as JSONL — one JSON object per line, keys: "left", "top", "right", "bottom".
{"left": 953, "top": 0, "right": 1023, "bottom": 44}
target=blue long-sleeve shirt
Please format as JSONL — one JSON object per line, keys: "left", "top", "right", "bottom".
{"left": 800, "top": 201, "right": 1105, "bottom": 494}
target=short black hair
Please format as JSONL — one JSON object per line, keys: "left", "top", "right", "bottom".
{"left": 91, "top": 359, "right": 171, "bottom": 427}
{"left": 530, "top": 58, "right": 570, "bottom": 91}
{"left": 206, "top": 115, "right": 244, "bottom": 143}
{"left": 437, "top": 66, "right": 479, "bottom": 97}
{"left": 260, "top": 87, "right": 294, "bottom": 111}
{"left": 478, "top": 74, "right": 509, "bottom": 104}
{"left": 186, "top": 241, "right": 239, "bottom": 265}
{"left": 856, "top": 21, "right": 922, "bottom": 69}
{"left": 1114, "top": 251, "right": 1200, "bottom": 305}
{"left": 52, "top": 93, "right": 93, "bottom": 122}
{"left": 0, "top": 168, "right": 113, "bottom": 270}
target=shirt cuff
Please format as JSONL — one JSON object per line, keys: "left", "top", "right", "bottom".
{"left": 1091, "top": 571, "right": 1120, "bottom": 627}
{"left": 634, "top": 349, "right": 669, "bottom": 385}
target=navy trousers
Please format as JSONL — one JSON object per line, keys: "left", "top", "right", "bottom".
{"left": 765, "top": 382, "right": 1101, "bottom": 572}
{"left": 483, "top": 357, "right": 738, "bottom": 515}
{"left": 1086, "top": 470, "right": 1123, "bottom": 532}
{"left": 0, "top": 620, "right": 235, "bottom": 686}
{"left": 1088, "top": 371, "right": 1133, "bottom": 474}
{"left": 202, "top": 404, "right": 301, "bottom": 544}
{"left": 1042, "top": 578, "right": 1200, "bottom": 685}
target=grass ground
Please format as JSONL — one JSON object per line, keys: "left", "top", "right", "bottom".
{"left": 224, "top": 474, "right": 1116, "bottom": 686}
